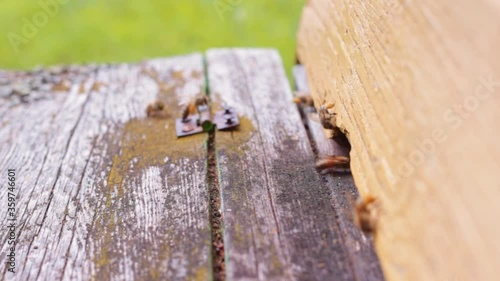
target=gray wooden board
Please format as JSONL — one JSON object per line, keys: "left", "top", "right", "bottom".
{"left": 206, "top": 49, "right": 355, "bottom": 281}
{"left": 293, "top": 65, "right": 385, "bottom": 281}
{"left": 0, "top": 55, "right": 212, "bottom": 281}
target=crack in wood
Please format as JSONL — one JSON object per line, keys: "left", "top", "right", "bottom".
{"left": 204, "top": 54, "right": 227, "bottom": 281}
{"left": 206, "top": 130, "right": 226, "bottom": 281}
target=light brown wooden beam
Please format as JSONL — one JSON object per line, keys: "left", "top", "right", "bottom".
{"left": 297, "top": 1, "right": 500, "bottom": 281}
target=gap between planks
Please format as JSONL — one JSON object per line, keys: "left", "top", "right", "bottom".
{"left": 293, "top": 65, "right": 385, "bottom": 281}
{"left": 204, "top": 52, "right": 227, "bottom": 281}
{"left": 206, "top": 129, "right": 226, "bottom": 281}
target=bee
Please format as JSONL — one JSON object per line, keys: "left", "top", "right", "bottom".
{"left": 298, "top": 99, "right": 340, "bottom": 137}
{"left": 181, "top": 95, "right": 209, "bottom": 121}
{"left": 318, "top": 102, "right": 353, "bottom": 147}
{"left": 293, "top": 92, "right": 314, "bottom": 107}
{"left": 353, "top": 194, "right": 380, "bottom": 234}
{"left": 315, "top": 155, "right": 350, "bottom": 172}
{"left": 295, "top": 95, "right": 351, "bottom": 150}
{"left": 146, "top": 100, "right": 168, "bottom": 118}
{"left": 318, "top": 103, "right": 337, "bottom": 129}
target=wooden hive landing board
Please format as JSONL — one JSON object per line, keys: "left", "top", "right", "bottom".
{"left": 1, "top": 48, "right": 388, "bottom": 281}
{"left": 206, "top": 48, "right": 356, "bottom": 281}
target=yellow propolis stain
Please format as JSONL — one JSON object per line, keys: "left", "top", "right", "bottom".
{"left": 193, "top": 266, "right": 210, "bottom": 281}
{"left": 92, "top": 65, "right": 211, "bottom": 277}
{"left": 94, "top": 117, "right": 206, "bottom": 274}
{"left": 78, "top": 83, "right": 86, "bottom": 94}
{"left": 91, "top": 81, "right": 107, "bottom": 92}
{"left": 93, "top": 67, "right": 257, "bottom": 278}
{"left": 171, "top": 70, "right": 186, "bottom": 81}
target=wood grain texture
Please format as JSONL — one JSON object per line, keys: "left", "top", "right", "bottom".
{"left": 206, "top": 48, "right": 354, "bottom": 281}
{"left": 0, "top": 55, "right": 212, "bottom": 280}
{"left": 294, "top": 65, "right": 384, "bottom": 281}
{"left": 297, "top": 1, "right": 500, "bottom": 281}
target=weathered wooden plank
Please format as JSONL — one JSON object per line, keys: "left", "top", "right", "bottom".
{"left": 0, "top": 55, "right": 212, "bottom": 280}
{"left": 0, "top": 66, "right": 99, "bottom": 280}
{"left": 206, "top": 48, "right": 354, "bottom": 281}
{"left": 297, "top": 1, "right": 500, "bottom": 281}
{"left": 294, "top": 65, "right": 384, "bottom": 281}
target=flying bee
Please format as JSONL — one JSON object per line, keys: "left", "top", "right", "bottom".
{"left": 353, "top": 194, "right": 380, "bottom": 234}
{"left": 146, "top": 100, "right": 168, "bottom": 118}
{"left": 181, "top": 95, "right": 210, "bottom": 121}
{"left": 315, "top": 155, "right": 350, "bottom": 172}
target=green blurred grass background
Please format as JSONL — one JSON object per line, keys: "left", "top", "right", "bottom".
{"left": 0, "top": 0, "right": 304, "bottom": 77}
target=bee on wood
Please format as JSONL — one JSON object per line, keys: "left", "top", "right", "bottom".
{"left": 315, "top": 155, "right": 350, "bottom": 172}
{"left": 181, "top": 95, "right": 209, "bottom": 121}
{"left": 146, "top": 100, "right": 169, "bottom": 118}
{"left": 318, "top": 102, "right": 352, "bottom": 147}
{"left": 294, "top": 97, "right": 338, "bottom": 131}
{"left": 295, "top": 97, "right": 339, "bottom": 134}
{"left": 293, "top": 92, "right": 315, "bottom": 107}
{"left": 318, "top": 103, "right": 337, "bottom": 130}
{"left": 354, "top": 194, "right": 380, "bottom": 234}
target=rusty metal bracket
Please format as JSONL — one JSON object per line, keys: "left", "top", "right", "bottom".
{"left": 175, "top": 116, "right": 204, "bottom": 137}
{"left": 176, "top": 105, "right": 214, "bottom": 137}
{"left": 176, "top": 106, "right": 239, "bottom": 137}
{"left": 214, "top": 106, "right": 240, "bottom": 131}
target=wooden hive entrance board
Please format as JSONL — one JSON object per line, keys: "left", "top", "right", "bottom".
{"left": 0, "top": 49, "right": 385, "bottom": 281}
{"left": 207, "top": 48, "right": 361, "bottom": 281}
